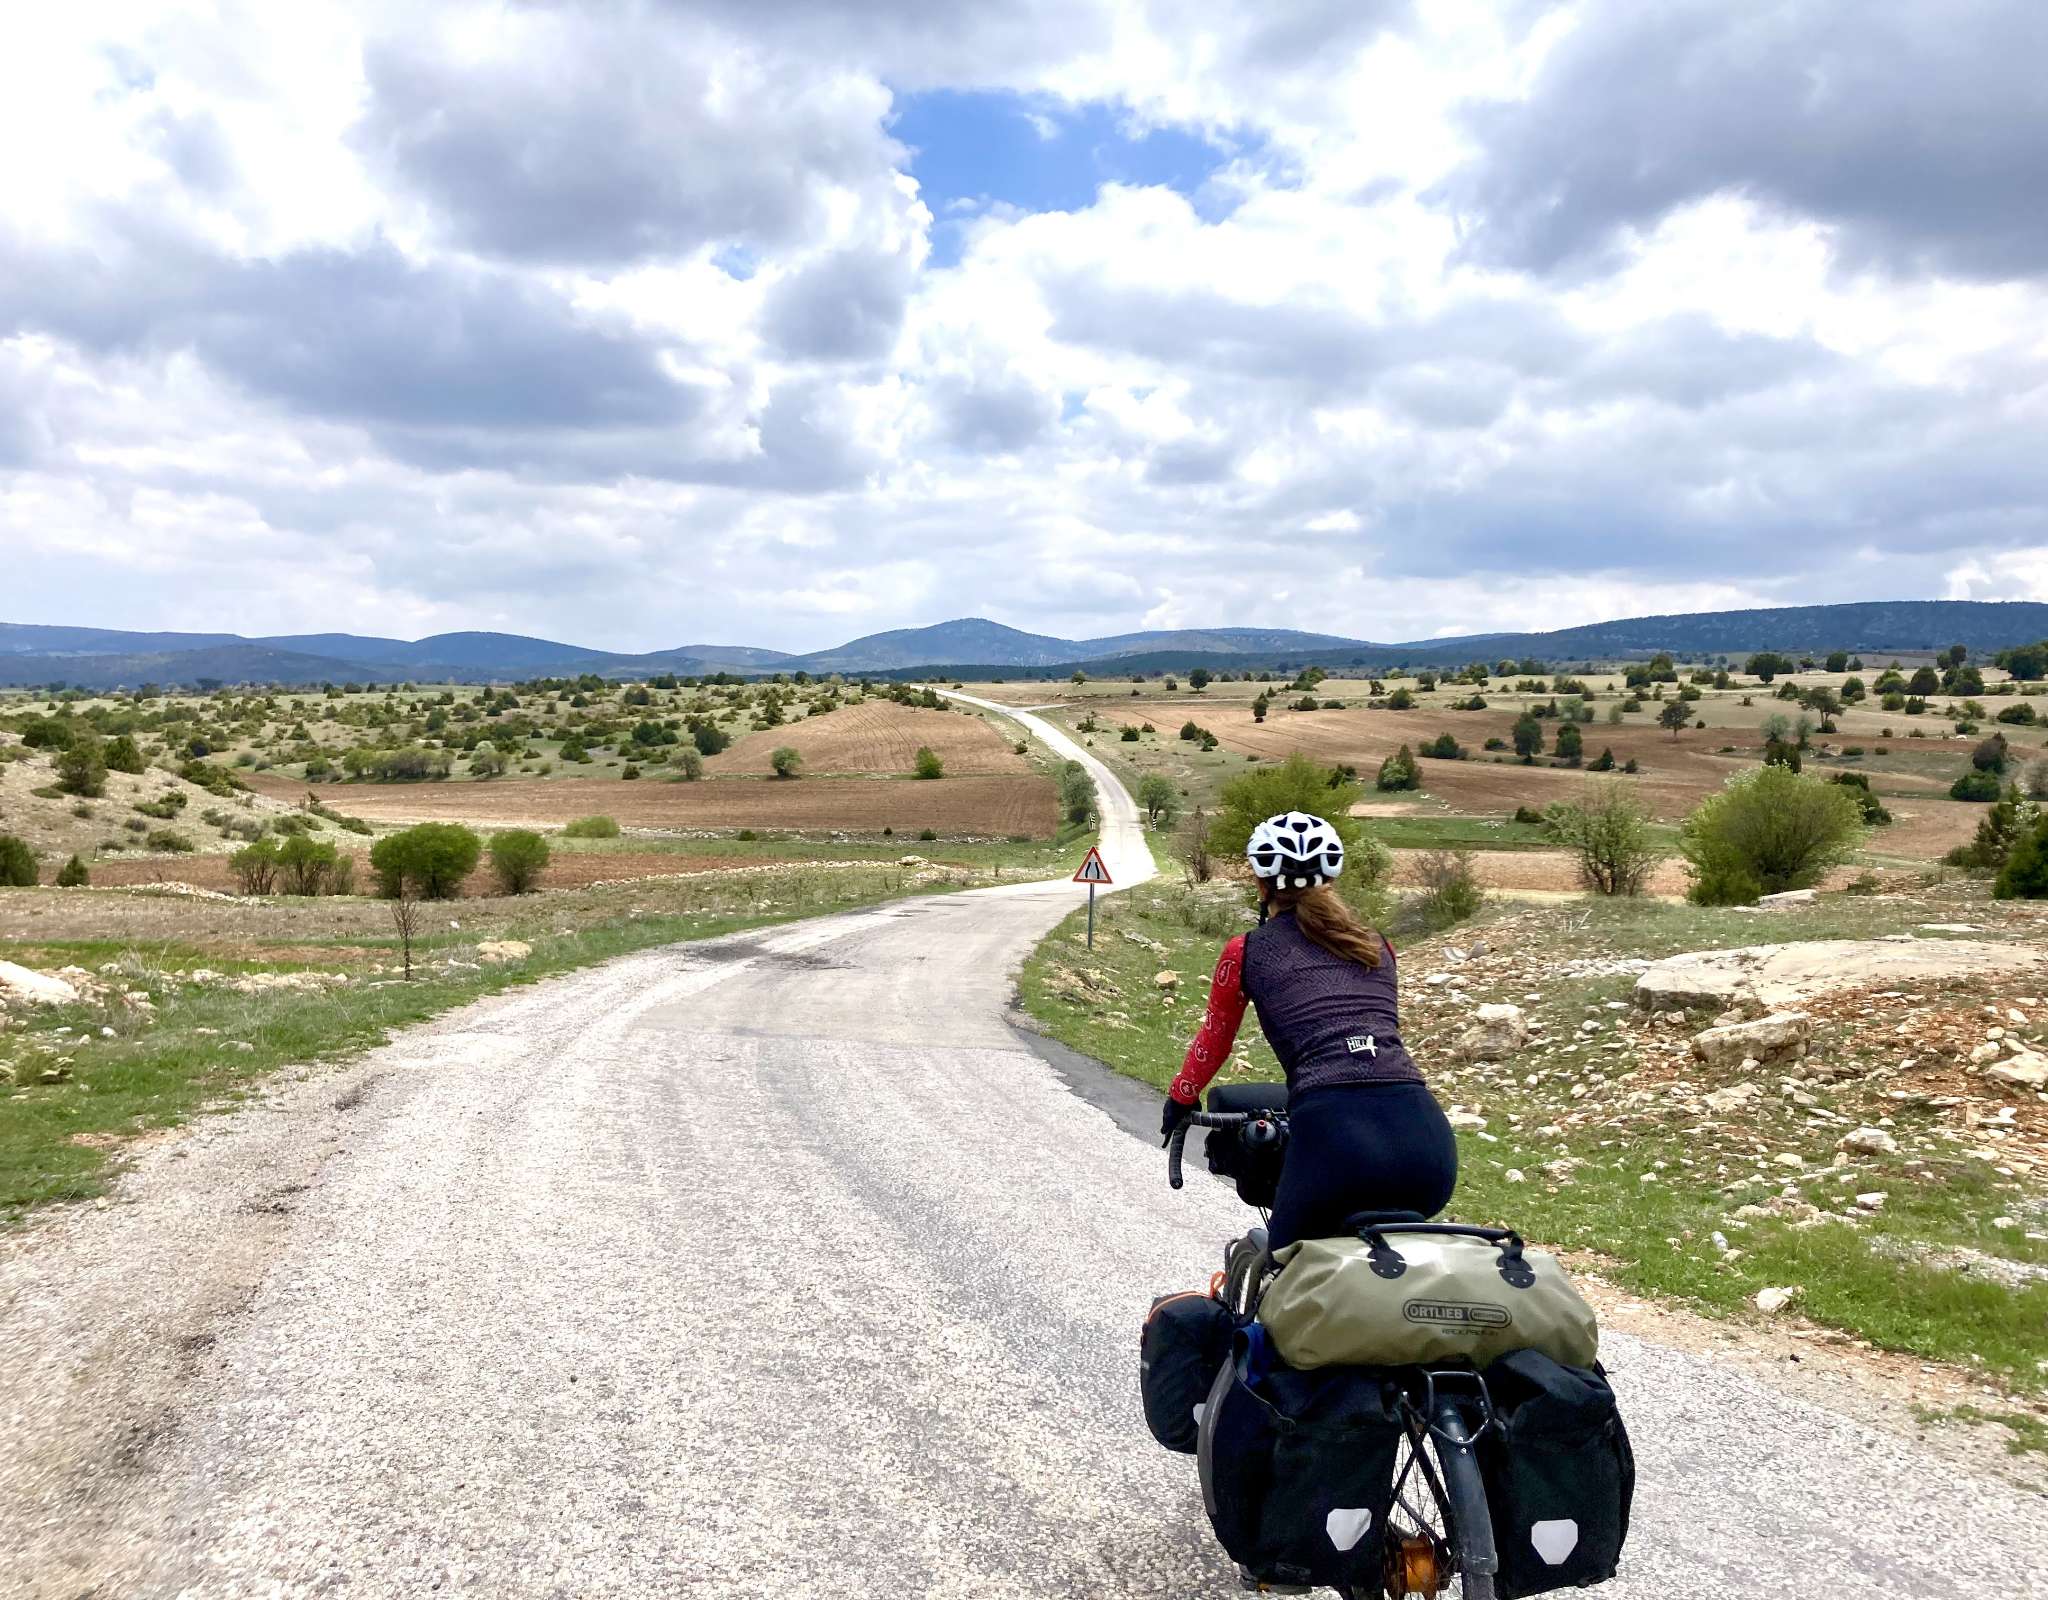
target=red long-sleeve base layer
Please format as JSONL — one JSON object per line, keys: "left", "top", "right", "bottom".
{"left": 1169, "top": 933, "right": 1247, "bottom": 1106}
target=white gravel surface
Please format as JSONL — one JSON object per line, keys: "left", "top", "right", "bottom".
{"left": 5, "top": 704, "right": 2047, "bottom": 1597}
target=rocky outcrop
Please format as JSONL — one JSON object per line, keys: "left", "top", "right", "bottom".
{"left": 1454, "top": 1003, "right": 1530, "bottom": 1062}
{"left": 1691, "top": 1012, "right": 1813, "bottom": 1070}
{"left": 0, "top": 961, "right": 81, "bottom": 1007}
{"left": 1635, "top": 939, "right": 2046, "bottom": 1011}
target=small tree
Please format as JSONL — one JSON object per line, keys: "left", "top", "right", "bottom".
{"left": 1995, "top": 812, "right": 2048, "bottom": 899}
{"left": 55, "top": 854, "right": 90, "bottom": 888}
{"left": 488, "top": 829, "right": 551, "bottom": 894}
{"left": 674, "top": 747, "right": 705, "bottom": 781}
{"left": 1554, "top": 723, "right": 1584, "bottom": 766}
{"left": 1251, "top": 694, "right": 1270, "bottom": 724}
{"left": 0, "top": 834, "right": 36, "bottom": 887}
{"left": 1511, "top": 714, "right": 1543, "bottom": 762}
{"left": 277, "top": 835, "right": 343, "bottom": 896}
{"left": 1412, "top": 848, "right": 1484, "bottom": 930}
{"left": 1189, "top": 669, "right": 1212, "bottom": 692}
{"left": 1948, "top": 786, "right": 2033, "bottom": 873}
{"left": 691, "top": 724, "right": 730, "bottom": 757}
{"left": 390, "top": 889, "right": 422, "bottom": 981}
{"left": 1207, "top": 752, "right": 1391, "bottom": 922}
{"left": 1658, "top": 699, "right": 1692, "bottom": 739}
{"left": 1544, "top": 783, "right": 1666, "bottom": 896}
{"left": 1680, "top": 766, "right": 1865, "bottom": 904}
{"left": 469, "top": 742, "right": 509, "bottom": 779}
{"left": 1178, "top": 805, "right": 1214, "bottom": 884}
{"left": 913, "top": 747, "right": 944, "bottom": 780}
{"left": 770, "top": 746, "right": 804, "bottom": 779}
{"left": 370, "top": 822, "right": 482, "bottom": 900}
{"left": 1138, "top": 773, "right": 1178, "bottom": 826}
{"left": 230, "top": 837, "right": 281, "bottom": 895}
{"left": 1973, "top": 733, "right": 2010, "bottom": 773}
{"left": 55, "top": 739, "right": 108, "bottom": 798}
{"left": 1376, "top": 745, "right": 1421, "bottom": 791}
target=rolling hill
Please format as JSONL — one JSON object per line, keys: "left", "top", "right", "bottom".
{"left": 2, "top": 600, "right": 2045, "bottom": 688}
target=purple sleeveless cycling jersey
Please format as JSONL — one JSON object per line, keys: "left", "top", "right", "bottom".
{"left": 1240, "top": 911, "right": 1423, "bottom": 1095}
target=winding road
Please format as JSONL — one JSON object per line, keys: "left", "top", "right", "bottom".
{"left": 4, "top": 699, "right": 2046, "bottom": 1597}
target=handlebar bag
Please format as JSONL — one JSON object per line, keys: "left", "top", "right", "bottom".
{"left": 1202, "top": 1083, "right": 1288, "bottom": 1208}
{"left": 1197, "top": 1329, "right": 1402, "bottom": 1593}
{"left": 1256, "top": 1226, "right": 1598, "bottom": 1372}
{"left": 1140, "top": 1291, "right": 1235, "bottom": 1453}
{"left": 1476, "top": 1349, "right": 1634, "bottom": 1597}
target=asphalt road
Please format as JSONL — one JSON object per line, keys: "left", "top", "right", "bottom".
{"left": 4, "top": 701, "right": 2046, "bottom": 1598}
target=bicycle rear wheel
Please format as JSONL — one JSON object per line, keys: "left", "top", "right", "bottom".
{"left": 1368, "top": 1403, "right": 1497, "bottom": 1600}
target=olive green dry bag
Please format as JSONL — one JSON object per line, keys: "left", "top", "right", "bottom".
{"left": 1256, "top": 1222, "right": 1598, "bottom": 1372}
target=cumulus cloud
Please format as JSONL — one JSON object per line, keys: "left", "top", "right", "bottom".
{"left": 2, "top": 0, "right": 2044, "bottom": 651}
{"left": 1444, "top": 0, "right": 2048, "bottom": 282}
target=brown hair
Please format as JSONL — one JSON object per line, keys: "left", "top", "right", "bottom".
{"left": 1267, "top": 883, "right": 1383, "bottom": 967}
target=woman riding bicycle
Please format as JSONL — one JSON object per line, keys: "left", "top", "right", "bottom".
{"left": 1160, "top": 810, "right": 1457, "bottom": 1249}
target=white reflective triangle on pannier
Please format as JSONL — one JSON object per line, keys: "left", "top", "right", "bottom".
{"left": 1325, "top": 1507, "right": 1374, "bottom": 1552}
{"left": 1191, "top": 1402, "right": 1206, "bottom": 1425}
{"left": 1530, "top": 1519, "right": 1580, "bottom": 1565}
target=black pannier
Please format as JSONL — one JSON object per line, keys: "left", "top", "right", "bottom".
{"left": 1198, "top": 1334, "right": 1403, "bottom": 1592}
{"left": 1203, "top": 1083, "right": 1288, "bottom": 1208}
{"left": 1140, "top": 1292, "right": 1236, "bottom": 1453}
{"left": 1477, "top": 1349, "right": 1635, "bottom": 1598}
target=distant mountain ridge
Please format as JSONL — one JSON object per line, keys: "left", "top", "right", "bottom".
{"left": 2, "top": 600, "right": 2045, "bottom": 688}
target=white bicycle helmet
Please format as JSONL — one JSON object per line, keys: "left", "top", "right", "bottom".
{"left": 1246, "top": 811, "right": 1345, "bottom": 890}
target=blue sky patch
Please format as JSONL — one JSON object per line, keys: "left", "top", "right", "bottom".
{"left": 892, "top": 90, "right": 1254, "bottom": 264}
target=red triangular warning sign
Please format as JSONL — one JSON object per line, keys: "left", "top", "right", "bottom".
{"left": 1072, "top": 846, "right": 1113, "bottom": 885}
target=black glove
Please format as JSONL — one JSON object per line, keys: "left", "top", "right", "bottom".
{"left": 1160, "top": 1095, "right": 1195, "bottom": 1147}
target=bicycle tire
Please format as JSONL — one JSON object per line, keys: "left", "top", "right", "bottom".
{"left": 1370, "top": 1400, "right": 1498, "bottom": 1600}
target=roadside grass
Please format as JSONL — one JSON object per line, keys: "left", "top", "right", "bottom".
{"left": 0, "top": 861, "right": 1012, "bottom": 1224}
{"left": 1915, "top": 1404, "right": 2048, "bottom": 1456}
{"left": 1018, "top": 876, "right": 2048, "bottom": 1395}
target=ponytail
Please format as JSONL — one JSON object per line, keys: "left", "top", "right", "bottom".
{"left": 1268, "top": 884, "right": 1383, "bottom": 967}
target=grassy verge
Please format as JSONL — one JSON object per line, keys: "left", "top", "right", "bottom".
{"left": 0, "top": 861, "right": 1009, "bottom": 1223}
{"left": 1018, "top": 877, "right": 2048, "bottom": 1396}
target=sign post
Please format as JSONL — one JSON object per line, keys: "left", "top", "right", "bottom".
{"left": 1073, "top": 845, "right": 1114, "bottom": 948}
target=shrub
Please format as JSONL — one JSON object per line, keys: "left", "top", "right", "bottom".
{"left": 1511, "top": 714, "right": 1543, "bottom": 762}
{"left": 563, "top": 815, "right": 620, "bottom": 838}
{"left": 1376, "top": 745, "right": 1421, "bottom": 791}
{"left": 918, "top": 828, "right": 938, "bottom": 842}
{"left": 1420, "top": 733, "right": 1462, "bottom": 760}
{"left": 1972, "top": 733, "right": 2010, "bottom": 773}
{"left": 488, "top": 829, "right": 551, "bottom": 895}
{"left": 100, "top": 733, "right": 145, "bottom": 774}
{"left": 1950, "top": 770, "right": 2001, "bottom": 802}
{"left": 1995, "top": 813, "right": 2048, "bottom": 899}
{"left": 1680, "top": 767, "right": 1865, "bottom": 904}
{"left": 146, "top": 828, "right": 196, "bottom": 853}
{"left": 1060, "top": 760, "right": 1096, "bottom": 826}
{"left": 1207, "top": 752, "right": 1391, "bottom": 922}
{"left": 1411, "top": 848, "right": 1484, "bottom": 931}
{"left": 769, "top": 746, "right": 803, "bottom": 779}
{"left": 1544, "top": 783, "right": 1666, "bottom": 896}
{"left": 277, "top": 835, "right": 345, "bottom": 896}
{"left": 1291, "top": 695, "right": 1320, "bottom": 712}
{"left": 1996, "top": 703, "right": 2038, "bottom": 725}
{"left": 1587, "top": 747, "right": 1616, "bottom": 771}
{"left": 621, "top": 764, "right": 641, "bottom": 780}
{"left": 55, "top": 739, "right": 108, "bottom": 798}
{"left": 20, "top": 717, "right": 74, "bottom": 750}
{"left": 133, "top": 792, "right": 186, "bottom": 819}
{"left": 914, "top": 747, "right": 944, "bottom": 780}
{"left": 2027, "top": 757, "right": 2048, "bottom": 801}
{"left": 1512, "top": 805, "right": 1545, "bottom": 825}
{"left": 1384, "top": 687, "right": 1415, "bottom": 710}
{"left": 1830, "top": 771, "right": 1891, "bottom": 825}
{"left": 690, "top": 724, "right": 731, "bottom": 757}
{"left": 370, "top": 822, "right": 481, "bottom": 899}
{"left": 55, "top": 854, "right": 90, "bottom": 888}
{"left": 0, "top": 834, "right": 39, "bottom": 886}
{"left": 469, "top": 742, "right": 509, "bottom": 778}
{"left": 1138, "top": 773, "right": 1179, "bottom": 826}
{"left": 231, "top": 838, "right": 281, "bottom": 895}
{"left": 1120, "top": 726, "right": 1141, "bottom": 742}
{"left": 1554, "top": 723, "right": 1584, "bottom": 766}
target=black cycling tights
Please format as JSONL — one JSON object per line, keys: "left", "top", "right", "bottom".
{"left": 1266, "top": 1080, "right": 1459, "bottom": 1250}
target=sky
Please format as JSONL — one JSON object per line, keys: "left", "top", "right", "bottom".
{"left": 2, "top": 0, "right": 2045, "bottom": 653}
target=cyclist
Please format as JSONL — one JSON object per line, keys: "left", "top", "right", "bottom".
{"left": 1159, "top": 811, "right": 1456, "bottom": 1248}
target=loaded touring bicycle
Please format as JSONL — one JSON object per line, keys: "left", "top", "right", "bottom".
{"left": 1143, "top": 1089, "right": 1635, "bottom": 1600}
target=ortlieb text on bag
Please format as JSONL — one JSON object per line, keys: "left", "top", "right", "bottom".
{"left": 1476, "top": 1349, "right": 1635, "bottom": 1598}
{"left": 1140, "top": 1291, "right": 1235, "bottom": 1454}
{"left": 1255, "top": 1223, "right": 1599, "bottom": 1371}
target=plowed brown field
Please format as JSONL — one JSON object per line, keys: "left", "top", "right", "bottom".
{"left": 244, "top": 774, "right": 1058, "bottom": 837}
{"left": 711, "top": 701, "right": 1028, "bottom": 777}
{"left": 85, "top": 850, "right": 818, "bottom": 898}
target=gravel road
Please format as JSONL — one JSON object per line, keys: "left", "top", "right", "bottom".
{"left": 4, "top": 701, "right": 2045, "bottom": 1598}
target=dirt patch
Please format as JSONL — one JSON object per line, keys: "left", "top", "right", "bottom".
{"left": 245, "top": 773, "right": 1059, "bottom": 837}
{"left": 709, "top": 701, "right": 1030, "bottom": 778}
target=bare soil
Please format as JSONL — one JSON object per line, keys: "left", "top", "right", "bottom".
{"left": 84, "top": 849, "right": 816, "bottom": 898}
{"left": 709, "top": 701, "right": 1029, "bottom": 778}
{"left": 246, "top": 771, "right": 1059, "bottom": 838}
